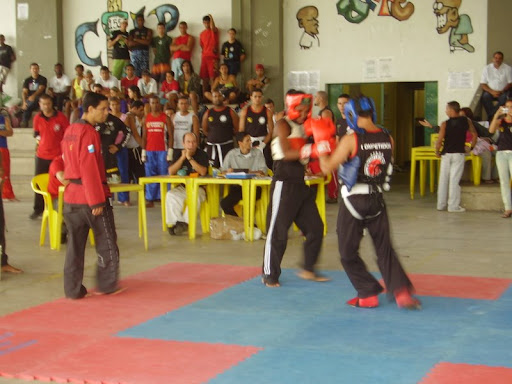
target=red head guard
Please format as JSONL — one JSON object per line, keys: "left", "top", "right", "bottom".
{"left": 285, "top": 93, "right": 313, "bottom": 121}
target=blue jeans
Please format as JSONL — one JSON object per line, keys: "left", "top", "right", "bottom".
{"left": 116, "top": 147, "right": 129, "bottom": 202}
{"left": 481, "top": 91, "right": 508, "bottom": 119}
{"left": 144, "top": 150, "right": 168, "bottom": 201}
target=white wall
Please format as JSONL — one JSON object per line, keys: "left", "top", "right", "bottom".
{"left": 283, "top": 0, "right": 488, "bottom": 123}
{"left": 2, "top": 0, "right": 18, "bottom": 97}
{"left": 62, "top": 0, "right": 232, "bottom": 78}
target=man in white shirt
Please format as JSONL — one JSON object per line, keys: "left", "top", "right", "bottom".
{"left": 481, "top": 51, "right": 512, "bottom": 119}
{"left": 137, "top": 70, "right": 158, "bottom": 98}
{"left": 96, "top": 66, "right": 120, "bottom": 96}
{"left": 47, "top": 63, "right": 71, "bottom": 112}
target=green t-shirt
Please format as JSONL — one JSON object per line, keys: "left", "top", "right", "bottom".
{"left": 152, "top": 35, "right": 172, "bottom": 64}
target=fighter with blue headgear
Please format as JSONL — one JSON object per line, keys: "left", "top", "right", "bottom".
{"left": 317, "top": 94, "right": 420, "bottom": 311}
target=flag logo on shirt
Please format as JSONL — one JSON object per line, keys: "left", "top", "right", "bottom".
{"left": 88, "top": 144, "right": 95, "bottom": 153}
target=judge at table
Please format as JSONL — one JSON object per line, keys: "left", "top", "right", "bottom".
{"left": 166, "top": 132, "right": 209, "bottom": 236}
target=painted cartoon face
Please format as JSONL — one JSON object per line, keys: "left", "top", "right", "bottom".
{"left": 433, "top": 0, "right": 461, "bottom": 34}
{"left": 297, "top": 6, "right": 319, "bottom": 35}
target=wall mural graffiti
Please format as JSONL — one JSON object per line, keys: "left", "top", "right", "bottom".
{"left": 296, "top": 6, "right": 320, "bottom": 49}
{"left": 336, "top": 0, "right": 414, "bottom": 24}
{"left": 75, "top": 1, "right": 180, "bottom": 67}
{"left": 433, "top": 0, "right": 474, "bottom": 53}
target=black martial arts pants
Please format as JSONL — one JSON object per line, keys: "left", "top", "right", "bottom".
{"left": 337, "top": 193, "right": 412, "bottom": 298}
{"left": 221, "top": 185, "right": 262, "bottom": 217}
{"left": 262, "top": 180, "right": 324, "bottom": 283}
{"left": 33, "top": 157, "right": 52, "bottom": 214}
{"left": 63, "top": 203, "right": 120, "bottom": 299}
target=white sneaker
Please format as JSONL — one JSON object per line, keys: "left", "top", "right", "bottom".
{"left": 448, "top": 206, "right": 466, "bottom": 213}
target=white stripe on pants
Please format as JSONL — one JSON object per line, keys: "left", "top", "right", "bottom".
{"left": 437, "top": 153, "right": 465, "bottom": 211}
{"left": 495, "top": 151, "right": 512, "bottom": 210}
{"left": 165, "top": 185, "right": 206, "bottom": 226}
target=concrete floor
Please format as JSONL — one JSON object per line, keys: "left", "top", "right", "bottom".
{"left": 0, "top": 175, "right": 510, "bottom": 383}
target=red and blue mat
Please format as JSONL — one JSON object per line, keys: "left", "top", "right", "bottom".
{"left": 0, "top": 263, "right": 511, "bottom": 383}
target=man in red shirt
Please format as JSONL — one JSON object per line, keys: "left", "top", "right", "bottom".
{"left": 142, "top": 95, "right": 173, "bottom": 207}
{"left": 199, "top": 14, "right": 219, "bottom": 93}
{"left": 30, "top": 94, "right": 69, "bottom": 219}
{"left": 61, "top": 92, "right": 122, "bottom": 299}
{"left": 170, "top": 21, "right": 195, "bottom": 79}
{"left": 120, "top": 64, "right": 139, "bottom": 97}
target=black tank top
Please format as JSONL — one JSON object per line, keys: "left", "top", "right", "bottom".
{"left": 245, "top": 106, "right": 268, "bottom": 137}
{"left": 318, "top": 106, "right": 335, "bottom": 122}
{"left": 497, "top": 120, "right": 512, "bottom": 151}
{"left": 355, "top": 129, "right": 393, "bottom": 186}
{"left": 443, "top": 116, "right": 468, "bottom": 154}
{"left": 207, "top": 107, "right": 234, "bottom": 143}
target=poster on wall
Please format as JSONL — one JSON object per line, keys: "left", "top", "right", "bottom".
{"left": 17, "top": 3, "right": 29, "bottom": 20}
{"left": 447, "top": 71, "right": 474, "bottom": 89}
{"left": 363, "top": 58, "right": 394, "bottom": 80}
{"left": 288, "top": 71, "right": 320, "bottom": 94}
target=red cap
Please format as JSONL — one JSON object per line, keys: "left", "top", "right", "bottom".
{"left": 255, "top": 64, "right": 264, "bottom": 71}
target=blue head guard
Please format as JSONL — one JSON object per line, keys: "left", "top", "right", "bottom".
{"left": 343, "top": 96, "right": 377, "bottom": 134}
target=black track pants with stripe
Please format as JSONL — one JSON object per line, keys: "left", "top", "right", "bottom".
{"left": 63, "top": 203, "right": 120, "bottom": 299}
{"left": 337, "top": 194, "right": 412, "bottom": 298}
{"left": 262, "top": 180, "right": 324, "bottom": 283}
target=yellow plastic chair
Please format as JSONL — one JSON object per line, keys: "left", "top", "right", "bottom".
{"left": 31, "top": 174, "right": 58, "bottom": 249}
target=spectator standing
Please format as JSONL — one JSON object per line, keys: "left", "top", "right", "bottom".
{"left": 128, "top": 14, "right": 152, "bottom": 78}
{"left": 481, "top": 51, "right": 512, "bottom": 119}
{"left": 171, "top": 96, "right": 200, "bottom": 162}
{"left": 202, "top": 90, "right": 238, "bottom": 168}
{"left": 21, "top": 63, "right": 47, "bottom": 127}
{"left": 125, "top": 100, "right": 145, "bottom": 183}
{"left": 170, "top": 21, "right": 194, "bottom": 79}
{"left": 151, "top": 22, "right": 172, "bottom": 84}
{"left": 0, "top": 108, "right": 15, "bottom": 200}
{"left": 108, "top": 18, "right": 130, "bottom": 80}
{"left": 221, "top": 28, "right": 245, "bottom": 76}
{"left": 30, "top": 94, "right": 69, "bottom": 219}
{"left": 0, "top": 34, "right": 16, "bottom": 94}
{"left": 489, "top": 100, "right": 512, "bottom": 218}
{"left": 435, "top": 101, "right": 477, "bottom": 213}
{"left": 199, "top": 14, "right": 219, "bottom": 92}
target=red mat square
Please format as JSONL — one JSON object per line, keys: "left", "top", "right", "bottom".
{"left": 380, "top": 274, "right": 511, "bottom": 300}
{"left": 421, "top": 362, "right": 512, "bottom": 384}
{"left": 28, "top": 337, "right": 261, "bottom": 384}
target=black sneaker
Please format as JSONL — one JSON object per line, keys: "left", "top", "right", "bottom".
{"left": 168, "top": 226, "right": 176, "bottom": 236}
{"left": 29, "top": 211, "right": 42, "bottom": 220}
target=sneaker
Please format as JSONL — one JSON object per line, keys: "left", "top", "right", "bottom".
{"left": 448, "top": 206, "right": 466, "bottom": 213}
{"left": 167, "top": 226, "right": 176, "bottom": 236}
{"left": 145, "top": 201, "right": 154, "bottom": 208}
{"left": 394, "top": 287, "right": 421, "bottom": 310}
{"left": 29, "top": 211, "right": 42, "bottom": 220}
{"left": 346, "top": 295, "right": 379, "bottom": 308}
{"left": 297, "top": 270, "right": 331, "bottom": 282}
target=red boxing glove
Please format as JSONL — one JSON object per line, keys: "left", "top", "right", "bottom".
{"left": 303, "top": 118, "right": 313, "bottom": 137}
{"left": 311, "top": 118, "right": 336, "bottom": 156}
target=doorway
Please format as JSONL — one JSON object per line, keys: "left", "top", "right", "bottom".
{"left": 327, "top": 81, "right": 438, "bottom": 168}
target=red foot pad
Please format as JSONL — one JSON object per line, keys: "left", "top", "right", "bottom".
{"left": 380, "top": 274, "right": 511, "bottom": 300}
{"left": 27, "top": 336, "right": 261, "bottom": 384}
{"left": 420, "top": 362, "right": 512, "bottom": 384}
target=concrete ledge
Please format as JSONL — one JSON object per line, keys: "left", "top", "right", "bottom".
{"left": 461, "top": 183, "right": 503, "bottom": 211}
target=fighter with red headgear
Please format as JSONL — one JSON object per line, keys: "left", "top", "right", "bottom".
{"left": 262, "top": 90, "right": 330, "bottom": 287}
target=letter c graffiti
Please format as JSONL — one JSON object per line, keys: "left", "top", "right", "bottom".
{"left": 75, "top": 20, "right": 103, "bottom": 67}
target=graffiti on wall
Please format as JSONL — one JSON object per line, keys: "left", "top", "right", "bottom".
{"left": 336, "top": 0, "right": 414, "bottom": 24}
{"left": 296, "top": 6, "right": 320, "bottom": 49}
{"left": 75, "top": 1, "right": 180, "bottom": 67}
{"left": 433, "top": 0, "right": 474, "bottom": 53}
